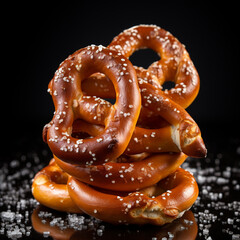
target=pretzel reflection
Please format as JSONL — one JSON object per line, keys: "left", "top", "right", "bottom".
{"left": 32, "top": 206, "right": 198, "bottom": 240}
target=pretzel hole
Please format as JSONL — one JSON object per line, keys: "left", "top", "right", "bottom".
{"left": 137, "top": 115, "right": 169, "bottom": 129}
{"left": 104, "top": 98, "right": 115, "bottom": 105}
{"left": 49, "top": 171, "right": 68, "bottom": 184}
{"left": 71, "top": 131, "right": 91, "bottom": 139}
{"left": 82, "top": 73, "right": 116, "bottom": 99}
{"left": 71, "top": 119, "right": 99, "bottom": 139}
{"left": 129, "top": 49, "right": 160, "bottom": 68}
{"left": 71, "top": 120, "right": 92, "bottom": 139}
{"left": 162, "top": 81, "right": 175, "bottom": 90}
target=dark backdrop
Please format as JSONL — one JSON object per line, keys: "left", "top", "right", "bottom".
{"left": 3, "top": 1, "right": 239, "bottom": 153}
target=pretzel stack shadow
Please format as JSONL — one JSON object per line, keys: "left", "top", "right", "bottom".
{"left": 32, "top": 25, "right": 207, "bottom": 225}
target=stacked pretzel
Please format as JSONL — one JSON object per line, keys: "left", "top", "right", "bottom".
{"left": 32, "top": 25, "right": 207, "bottom": 225}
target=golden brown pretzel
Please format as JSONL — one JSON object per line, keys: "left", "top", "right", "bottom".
{"left": 54, "top": 153, "right": 187, "bottom": 192}
{"left": 45, "top": 45, "right": 141, "bottom": 165}
{"left": 31, "top": 159, "right": 81, "bottom": 213}
{"left": 34, "top": 25, "right": 206, "bottom": 227}
{"left": 75, "top": 81, "right": 207, "bottom": 158}
{"left": 67, "top": 167, "right": 198, "bottom": 225}
{"left": 109, "top": 24, "right": 200, "bottom": 108}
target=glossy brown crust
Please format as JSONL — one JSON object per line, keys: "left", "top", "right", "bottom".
{"left": 31, "top": 159, "right": 81, "bottom": 213}
{"left": 77, "top": 80, "right": 207, "bottom": 158}
{"left": 45, "top": 45, "right": 141, "bottom": 165}
{"left": 78, "top": 31, "right": 206, "bottom": 157}
{"left": 67, "top": 168, "right": 198, "bottom": 225}
{"left": 70, "top": 119, "right": 179, "bottom": 154}
{"left": 54, "top": 153, "right": 187, "bottom": 191}
{"left": 35, "top": 25, "right": 205, "bottom": 225}
{"left": 109, "top": 25, "right": 200, "bottom": 108}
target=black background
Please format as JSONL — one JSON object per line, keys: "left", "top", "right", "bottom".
{"left": 2, "top": 1, "right": 240, "bottom": 153}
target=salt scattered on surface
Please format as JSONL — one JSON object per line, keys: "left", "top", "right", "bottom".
{"left": 0, "top": 149, "right": 45, "bottom": 239}
{"left": 185, "top": 140, "right": 240, "bottom": 240}
{"left": 0, "top": 137, "right": 240, "bottom": 239}
{"left": 1, "top": 212, "right": 15, "bottom": 222}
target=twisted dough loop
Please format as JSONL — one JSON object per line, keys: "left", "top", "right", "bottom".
{"left": 54, "top": 153, "right": 187, "bottom": 192}
{"left": 109, "top": 24, "right": 200, "bottom": 108}
{"left": 33, "top": 25, "right": 206, "bottom": 225}
{"left": 46, "top": 45, "right": 141, "bottom": 165}
{"left": 32, "top": 159, "right": 81, "bottom": 213}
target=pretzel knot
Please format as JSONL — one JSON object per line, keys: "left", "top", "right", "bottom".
{"left": 45, "top": 45, "right": 141, "bottom": 165}
{"left": 32, "top": 25, "right": 207, "bottom": 226}
{"left": 108, "top": 25, "right": 200, "bottom": 108}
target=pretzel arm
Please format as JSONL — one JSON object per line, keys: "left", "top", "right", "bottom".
{"left": 46, "top": 46, "right": 141, "bottom": 165}
{"left": 32, "top": 159, "right": 81, "bottom": 213}
{"left": 67, "top": 167, "right": 198, "bottom": 225}
{"left": 55, "top": 153, "right": 187, "bottom": 191}
{"left": 140, "top": 82, "right": 206, "bottom": 158}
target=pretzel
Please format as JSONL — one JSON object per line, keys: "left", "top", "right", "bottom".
{"left": 109, "top": 24, "right": 200, "bottom": 108}
{"left": 67, "top": 167, "right": 198, "bottom": 225}
{"left": 45, "top": 45, "right": 141, "bottom": 165}
{"left": 74, "top": 81, "right": 207, "bottom": 158}
{"left": 54, "top": 152, "right": 187, "bottom": 191}
{"left": 34, "top": 25, "right": 206, "bottom": 227}
{"left": 31, "top": 158, "right": 81, "bottom": 213}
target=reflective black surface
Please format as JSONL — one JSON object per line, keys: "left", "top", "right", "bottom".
{"left": 0, "top": 134, "right": 240, "bottom": 240}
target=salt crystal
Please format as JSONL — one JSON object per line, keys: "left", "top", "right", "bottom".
{"left": 232, "top": 234, "right": 240, "bottom": 240}
{"left": 50, "top": 219, "right": 58, "bottom": 226}
{"left": 203, "top": 228, "right": 209, "bottom": 235}
{"left": 7, "top": 228, "right": 22, "bottom": 238}
{"left": 197, "top": 175, "right": 206, "bottom": 184}
{"left": 202, "top": 189, "right": 208, "bottom": 195}
{"left": 216, "top": 177, "right": 228, "bottom": 185}
{"left": 227, "top": 218, "right": 234, "bottom": 224}
{"left": 234, "top": 185, "right": 240, "bottom": 190}
{"left": 43, "top": 231, "right": 50, "bottom": 237}
{"left": 97, "top": 229, "right": 103, "bottom": 236}
{"left": 223, "top": 170, "right": 231, "bottom": 178}
{"left": 1, "top": 211, "right": 15, "bottom": 222}
{"left": 10, "top": 160, "right": 20, "bottom": 168}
